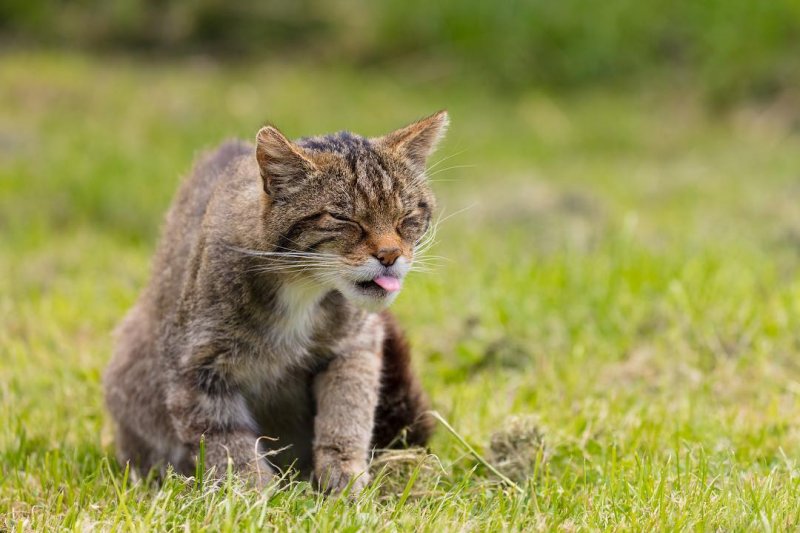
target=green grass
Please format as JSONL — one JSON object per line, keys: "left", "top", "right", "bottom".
{"left": 2, "top": 51, "right": 800, "bottom": 530}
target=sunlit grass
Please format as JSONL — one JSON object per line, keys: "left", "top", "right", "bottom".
{"left": 2, "top": 52, "right": 800, "bottom": 530}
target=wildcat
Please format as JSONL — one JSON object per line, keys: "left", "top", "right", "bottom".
{"left": 103, "top": 111, "right": 448, "bottom": 494}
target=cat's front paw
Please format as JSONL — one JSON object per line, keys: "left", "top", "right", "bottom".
{"left": 314, "top": 453, "right": 370, "bottom": 496}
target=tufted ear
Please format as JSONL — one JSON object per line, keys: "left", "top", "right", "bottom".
{"left": 255, "top": 126, "right": 317, "bottom": 197}
{"left": 376, "top": 110, "right": 449, "bottom": 173}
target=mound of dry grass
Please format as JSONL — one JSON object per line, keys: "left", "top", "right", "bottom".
{"left": 487, "top": 415, "right": 546, "bottom": 484}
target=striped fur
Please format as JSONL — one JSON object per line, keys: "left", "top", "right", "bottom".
{"left": 103, "top": 112, "right": 448, "bottom": 494}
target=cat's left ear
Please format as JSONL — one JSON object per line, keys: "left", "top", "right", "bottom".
{"left": 376, "top": 110, "right": 449, "bottom": 174}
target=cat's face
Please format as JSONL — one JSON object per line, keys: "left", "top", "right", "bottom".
{"left": 256, "top": 111, "right": 448, "bottom": 311}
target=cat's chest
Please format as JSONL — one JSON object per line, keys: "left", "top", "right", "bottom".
{"left": 267, "top": 282, "right": 329, "bottom": 355}
{"left": 238, "top": 282, "right": 331, "bottom": 386}
{"left": 238, "top": 309, "right": 332, "bottom": 441}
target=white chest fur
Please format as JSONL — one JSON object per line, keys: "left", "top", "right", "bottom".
{"left": 237, "top": 280, "right": 328, "bottom": 397}
{"left": 271, "top": 281, "right": 327, "bottom": 350}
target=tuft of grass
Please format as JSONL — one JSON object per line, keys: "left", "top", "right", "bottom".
{"left": 488, "top": 415, "right": 547, "bottom": 484}
{"left": 369, "top": 448, "right": 445, "bottom": 501}
{"left": 2, "top": 51, "right": 800, "bottom": 530}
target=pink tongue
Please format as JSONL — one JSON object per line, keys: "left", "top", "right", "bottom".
{"left": 373, "top": 275, "right": 401, "bottom": 292}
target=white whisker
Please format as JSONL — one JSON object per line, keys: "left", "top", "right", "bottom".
{"left": 425, "top": 164, "right": 476, "bottom": 179}
{"left": 426, "top": 148, "right": 468, "bottom": 172}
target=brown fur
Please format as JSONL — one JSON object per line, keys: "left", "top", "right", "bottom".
{"left": 103, "top": 111, "right": 448, "bottom": 494}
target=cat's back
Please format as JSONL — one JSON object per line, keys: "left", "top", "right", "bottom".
{"left": 144, "top": 139, "right": 253, "bottom": 316}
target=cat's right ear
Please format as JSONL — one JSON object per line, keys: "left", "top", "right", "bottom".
{"left": 256, "top": 126, "right": 316, "bottom": 197}
{"left": 376, "top": 110, "right": 449, "bottom": 174}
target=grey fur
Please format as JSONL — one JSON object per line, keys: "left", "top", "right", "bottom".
{"left": 103, "top": 112, "right": 448, "bottom": 494}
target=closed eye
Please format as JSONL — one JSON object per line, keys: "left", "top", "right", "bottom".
{"left": 398, "top": 215, "right": 425, "bottom": 236}
{"left": 325, "top": 212, "right": 365, "bottom": 236}
{"left": 327, "top": 212, "right": 355, "bottom": 224}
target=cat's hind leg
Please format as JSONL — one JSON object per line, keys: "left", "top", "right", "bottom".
{"left": 114, "top": 422, "right": 161, "bottom": 480}
{"left": 104, "top": 305, "right": 184, "bottom": 478}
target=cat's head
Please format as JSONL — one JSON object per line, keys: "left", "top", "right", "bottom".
{"left": 254, "top": 111, "right": 448, "bottom": 311}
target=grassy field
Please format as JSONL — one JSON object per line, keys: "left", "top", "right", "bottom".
{"left": 2, "top": 52, "right": 800, "bottom": 530}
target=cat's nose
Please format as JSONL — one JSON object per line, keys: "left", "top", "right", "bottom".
{"left": 375, "top": 247, "right": 402, "bottom": 267}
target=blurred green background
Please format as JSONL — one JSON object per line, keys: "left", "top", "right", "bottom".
{"left": 3, "top": 2, "right": 800, "bottom": 529}
{"left": 3, "top": 0, "right": 800, "bottom": 104}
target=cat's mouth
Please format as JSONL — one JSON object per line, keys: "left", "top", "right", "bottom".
{"left": 339, "top": 270, "right": 405, "bottom": 310}
{"left": 354, "top": 275, "right": 402, "bottom": 296}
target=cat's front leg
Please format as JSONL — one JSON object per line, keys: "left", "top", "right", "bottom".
{"left": 166, "top": 351, "right": 274, "bottom": 488}
{"left": 312, "top": 320, "right": 383, "bottom": 495}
